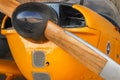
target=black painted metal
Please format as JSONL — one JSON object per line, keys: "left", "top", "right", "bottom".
{"left": 12, "top": 2, "right": 58, "bottom": 43}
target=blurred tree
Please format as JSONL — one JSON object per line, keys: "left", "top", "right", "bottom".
{"left": 17, "top": 0, "right": 67, "bottom": 3}
{"left": 17, "top": 0, "right": 120, "bottom": 14}
{"left": 110, "top": 0, "right": 120, "bottom": 14}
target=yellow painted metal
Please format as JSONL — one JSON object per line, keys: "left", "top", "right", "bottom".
{"left": 72, "top": 4, "right": 118, "bottom": 36}
{"left": 1, "top": 3, "right": 120, "bottom": 80}
{"left": 0, "top": 59, "right": 22, "bottom": 79}
{"left": 2, "top": 29, "right": 103, "bottom": 80}
{"left": 1, "top": 16, "right": 8, "bottom": 29}
{"left": 0, "top": 16, "right": 23, "bottom": 79}
{"left": 1, "top": 4, "right": 103, "bottom": 80}
{"left": 66, "top": 27, "right": 100, "bottom": 47}
{"left": 73, "top": 4, "right": 120, "bottom": 63}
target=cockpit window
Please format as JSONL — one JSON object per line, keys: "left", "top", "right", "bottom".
{"left": 46, "top": 2, "right": 86, "bottom": 28}
{"left": 59, "top": 5, "right": 85, "bottom": 28}
{"left": 67, "top": 0, "right": 120, "bottom": 28}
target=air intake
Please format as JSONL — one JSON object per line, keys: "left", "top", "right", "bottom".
{"left": 32, "top": 51, "right": 45, "bottom": 67}
{"left": 33, "top": 72, "right": 51, "bottom": 80}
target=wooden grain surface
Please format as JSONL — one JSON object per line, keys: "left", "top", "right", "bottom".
{"left": 45, "top": 21, "right": 107, "bottom": 74}
{"left": 0, "top": 0, "right": 107, "bottom": 75}
{"left": 0, "top": 0, "right": 119, "bottom": 16}
{"left": 0, "top": 0, "right": 20, "bottom": 17}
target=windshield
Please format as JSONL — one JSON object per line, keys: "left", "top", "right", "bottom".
{"left": 83, "top": 0, "right": 120, "bottom": 27}
{"left": 36, "top": 0, "right": 120, "bottom": 27}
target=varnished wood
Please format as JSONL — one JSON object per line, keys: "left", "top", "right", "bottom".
{"left": 0, "top": 0, "right": 107, "bottom": 75}
{"left": 0, "top": 0, "right": 20, "bottom": 17}
{"left": 45, "top": 21, "right": 107, "bottom": 74}
{"left": 0, "top": 0, "right": 64, "bottom": 17}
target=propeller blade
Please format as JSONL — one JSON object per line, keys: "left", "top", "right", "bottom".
{"left": 0, "top": 0, "right": 20, "bottom": 17}
{"left": 0, "top": 1, "right": 120, "bottom": 80}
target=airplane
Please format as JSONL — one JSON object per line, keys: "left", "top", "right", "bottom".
{"left": 0, "top": 0, "right": 120, "bottom": 80}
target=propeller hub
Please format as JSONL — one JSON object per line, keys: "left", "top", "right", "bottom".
{"left": 12, "top": 2, "right": 58, "bottom": 43}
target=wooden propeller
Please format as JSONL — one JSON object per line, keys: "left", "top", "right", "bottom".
{"left": 0, "top": 0, "right": 20, "bottom": 17}
{"left": 0, "top": 0, "right": 120, "bottom": 80}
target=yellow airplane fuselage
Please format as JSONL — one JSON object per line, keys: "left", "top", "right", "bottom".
{"left": 1, "top": 3, "right": 120, "bottom": 80}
